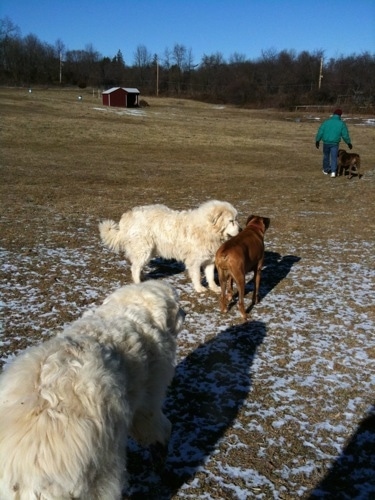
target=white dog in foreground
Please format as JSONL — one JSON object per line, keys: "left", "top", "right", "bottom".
{"left": 99, "top": 200, "right": 240, "bottom": 293}
{"left": 0, "top": 281, "right": 185, "bottom": 500}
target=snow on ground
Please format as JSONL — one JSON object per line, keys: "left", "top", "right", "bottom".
{"left": 0, "top": 215, "right": 374, "bottom": 499}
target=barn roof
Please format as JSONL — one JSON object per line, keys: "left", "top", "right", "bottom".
{"left": 102, "top": 87, "right": 140, "bottom": 94}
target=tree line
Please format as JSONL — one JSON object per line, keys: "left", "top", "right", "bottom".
{"left": 1, "top": 17, "right": 374, "bottom": 110}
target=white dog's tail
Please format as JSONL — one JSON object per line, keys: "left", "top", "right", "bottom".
{"left": 99, "top": 220, "right": 122, "bottom": 253}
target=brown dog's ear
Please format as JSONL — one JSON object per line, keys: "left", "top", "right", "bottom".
{"left": 263, "top": 217, "right": 271, "bottom": 230}
{"left": 245, "top": 214, "right": 255, "bottom": 226}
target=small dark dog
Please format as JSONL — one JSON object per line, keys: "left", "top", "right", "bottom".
{"left": 337, "top": 149, "right": 361, "bottom": 179}
{"left": 215, "top": 215, "right": 270, "bottom": 322}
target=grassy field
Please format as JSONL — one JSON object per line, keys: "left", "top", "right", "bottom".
{"left": 1, "top": 87, "right": 375, "bottom": 499}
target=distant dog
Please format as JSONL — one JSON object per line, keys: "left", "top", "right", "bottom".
{"left": 99, "top": 200, "right": 240, "bottom": 293}
{"left": 0, "top": 281, "right": 185, "bottom": 499}
{"left": 215, "top": 215, "right": 270, "bottom": 322}
{"left": 337, "top": 149, "right": 361, "bottom": 179}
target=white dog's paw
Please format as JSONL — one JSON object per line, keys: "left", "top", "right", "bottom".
{"left": 209, "top": 284, "right": 221, "bottom": 293}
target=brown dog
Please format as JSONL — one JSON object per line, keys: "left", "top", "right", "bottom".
{"left": 215, "top": 215, "right": 270, "bottom": 322}
{"left": 337, "top": 149, "right": 361, "bottom": 179}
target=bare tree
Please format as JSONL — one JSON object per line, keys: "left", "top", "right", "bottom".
{"left": 0, "top": 17, "right": 20, "bottom": 39}
{"left": 133, "top": 44, "right": 152, "bottom": 68}
{"left": 162, "top": 47, "right": 172, "bottom": 70}
{"left": 0, "top": 17, "right": 21, "bottom": 81}
{"left": 172, "top": 43, "right": 187, "bottom": 71}
{"left": 229, "top": 52, "right": 247, "bottom": 65}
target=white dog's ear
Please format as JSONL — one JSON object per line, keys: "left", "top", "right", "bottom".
{"left": 211, "top": 210, "right": 224, "bottom": 226}
{"left": 151, "top": 294, "right": 185, "bottom": 335}
{"left": 175, "top": 307, "right": 186, "bottom": 333}
{"left": 151, "top": 302, "right": 181, "bottom": 334}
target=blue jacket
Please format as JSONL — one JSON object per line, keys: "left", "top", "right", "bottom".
{"left": 315, "top": 114, "right": 351, "bottom": 145}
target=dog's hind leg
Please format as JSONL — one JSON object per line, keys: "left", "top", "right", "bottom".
{"left": 348, "top": 158, "right": 361, "bottom": 179}
{"left": 186, "top": 261, "right": 206, "bottom": 293}
{"left": 131, "top": 263, "right": 143, "bottom": 283}
{"left": 204, "top": 262, "right": 221, "bottom": 292}
{"left": 226, "top": 276, "right": 234, "bottom": 302}
{"left": 357, "top": 157, "right": 361, "bottom": 178}
{"left": 252, "top": 261, "right": 263, "bottom": 306}
{"left": 130, "top": 249, "right": 153, "bottom": 283}
{"left": 236, "top": 274, "right": 247, "bottom": 321}
{"left": 219, "top": 272, "right": 229, "bottom": 313}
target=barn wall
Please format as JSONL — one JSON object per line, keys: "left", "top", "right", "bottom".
{"left": 109, "top": 90, "right": 126, "bottom": 107}
{"left": 102, "top": 88, "right": 139, "bottom": 108}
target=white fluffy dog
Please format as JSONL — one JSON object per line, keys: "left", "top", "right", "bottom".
{"left": 99, "top": 199, "right": 240, "bottom": 293}
{"left": 0, "top": 281, "right": 185, "bottom": 500}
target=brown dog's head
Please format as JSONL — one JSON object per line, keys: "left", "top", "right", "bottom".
{"left": 245, "top": 215, "right": 270, "bottom": 232}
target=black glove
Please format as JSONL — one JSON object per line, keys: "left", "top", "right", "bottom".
{"left": 315, "top": 141, "right": 320, "bottom": 149}
{"left": 348, "top": 143, "right": 353, "bottom": 150}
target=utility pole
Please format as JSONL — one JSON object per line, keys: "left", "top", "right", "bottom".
{"left": 318, "top": 57, "right": 323, "bottom": 90}
{"left": 156, "top": 56, "right": 159, "bottom": 96}
{"left": 59, "top": 51, "right": 63, "bottom": 84}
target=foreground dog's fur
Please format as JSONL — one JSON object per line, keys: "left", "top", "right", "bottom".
{"left": 337, "top": 149, "right": 361, "bottom": 178}
{"left": 215, "top": 215, "right": 270, "bottom": 322}
{"left": 99, "top": 200, "right": 240, "bottom": 293}
{"left": 0, "top": 281, "right": 185, "bottom": 499}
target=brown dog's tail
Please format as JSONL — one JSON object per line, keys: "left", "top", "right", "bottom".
{"left": 215, "top": 252, "right": 228, "bottom": 268}
{"left": 215, "top": 252, "right": 231, "bottom": 284}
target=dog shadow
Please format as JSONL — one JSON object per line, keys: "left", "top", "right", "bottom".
{"left": 126, "top": 321, "right": 267, "bottom": 499}
{"left": 308, "top": 404, "right": 375, "bottom": 498}
{"left": 226, "top": 252, "right": 300, "bottom": 314}
{"left": 145, "top": 258, "right": 185, "bottom": 279}
{"left": 260, "top": 251, "right": 301, "bottom": 299}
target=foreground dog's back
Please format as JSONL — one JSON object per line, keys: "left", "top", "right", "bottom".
{"left": 0, "top": 281, "right": 184, "bottom": 499}
{"left": 215, "top": 215, "right": 270, "bottom": 321}
{"left": 0, "top": 333, "right": 128, "bottom": 499}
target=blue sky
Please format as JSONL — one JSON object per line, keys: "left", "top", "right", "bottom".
{"left": 1, "top": 0, "right": 374, "bottom": 64}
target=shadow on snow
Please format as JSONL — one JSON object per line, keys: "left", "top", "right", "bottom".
{"left": 309, "top": 404, "right": 375, "bottom": 499}
{"left": 146, "top": 252, "right": 301, "bottom": 301}
{"left": 126, "top": 320, "right": 267, "bottom": 499}
{"left": 225, "top": 251, "right": 301, "bottom": 314}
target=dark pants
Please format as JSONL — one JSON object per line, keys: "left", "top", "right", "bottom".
{"left": 322, "top": 143, "right": 338, "bottom": 174}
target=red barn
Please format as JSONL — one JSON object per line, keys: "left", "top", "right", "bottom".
{"left": 102, "top": 87, "right": 140, "bottom": 108}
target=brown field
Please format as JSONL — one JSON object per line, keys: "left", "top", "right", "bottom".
{"left": 1, "top": 87, "right": 375, "bottom": 499}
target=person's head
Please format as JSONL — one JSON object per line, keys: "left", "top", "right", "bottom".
{"left": 333, "top": 108, "right": 342, "bottom": 116}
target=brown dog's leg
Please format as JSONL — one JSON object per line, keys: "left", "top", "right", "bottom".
{"left": 337, "top": 161, "right": 342, "bottom": 177}
{"left": 236, "top": 273, "right": 247, "bottom": 321}
{"left": 348, "top": 157, "right": 361, "bottom": 179}
{"left": 252, "top": 260, "right": 263, "bottom": 306}
{"left": 217, "top": 267, "right": 229, "bottom": 313}
{"left": 348, "top": 160, "right": 354, "bottom": 179}
{"left": 226, "top": 276, "right": 234, "bottom": 302}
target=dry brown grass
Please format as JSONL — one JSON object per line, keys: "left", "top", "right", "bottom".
{"left": 2, "top": 88, "right": 373, "bottom": 239}
{"left": 1, "top": 87, "right": 375, "bottom": 499}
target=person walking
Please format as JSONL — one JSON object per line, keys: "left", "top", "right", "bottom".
{"left": 315, "top": 109, "right": 353, "bottom": 177}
